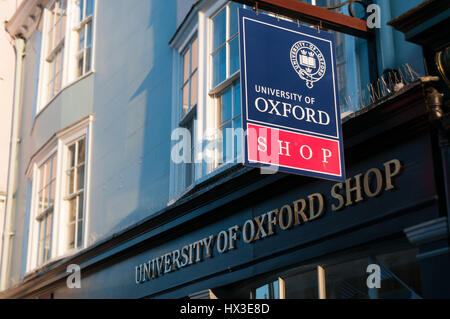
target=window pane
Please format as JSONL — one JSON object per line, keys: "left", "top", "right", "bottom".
{"left": 233, "top": 117, "right": 242, "bottom": 159}
{"left": 212, "top": 8, "right": 226, "bottom": 51}
{"left": 284, "top": 268, "right": 319, "bottom": 299}
{"left": 220, "top": 87, "right": 232, "bottom": 124}
{"left": 182, "top": 83, "right": 189, "bottom": 114}
{"left": 229, "top": 36, "right": 239, "bottom": 76}
{"left": 77, "top": 194, "right": 84, "bottom": 220}
{"left": 191, "top": 37, "right": 198, "bottom": 71}
{"left": 67, "top": 168, "right": 74, "bottom": 194}
{"left": 85, "top": 0, "right": 94, "bottom": 17}
{"left": 42, "top": 186, "right": 49, "bottom": 211}
{"left": 222, "top": 122, "right": 232, "bottom": 163}
{"left": 77, "top": 54, "right": 84, "bottom": 77}
{"left": 86, "top": 22, "right": 92, "bottom": 47}
{"left": 272, "top": 280, "right": 279, "bottom": 299}
{"left": 61, "top": 6, "right": 66, "bottom": 39}
{"left": 44, "top": 213, "right": 52, "bottom": 260}
{"left": 39, "top": 165, "right": 46, "bottom": 190}
{"left": 46, "top": 213, "right": 52, "bottom": 240}
{"left": 60, "top": 0, "right": 67, "bottom": 11}
{"left": 255, "top": 284, "right": 270, "bottom": 299}
{"left": 51, "top": 156, "right": 57, "bottom": 181}
{"left": 233, "top": 81, "right": 241, "bottom": 117}
{"left": 78, "top": 139, "right": 86, "bottom": 164}
{"left": 84, "top": 47, "right": 92, "bottom": 74}
{"left": 325, "top": 257, "right": 374, "bottom": 299}
{"left": 190, "top": 71, "right": 198, "bottom": 107}
{"left": 69, "top": 198, "right": 76, "bottom": 223}
{"left": 79, "top": 0, "right": 84, "bottom": 21}
{"left": 53, "top": 72, "right": 61, "bottom": 96}
{"left": 67, "top": 222, "right": 75, "bottom": 250}
{"left": 77, "top": 164, "right": 85, "bottom": 191}
{"left": 49, "top": 182, "right": 55, "bottom": 207}
{"left": 79, "top": 28, "right": 85, "bottom": 51}
{"left": 183, "top": 48, "right": 190, "bottom": 83}
{"left": 229, "top": 2, "right": 240, "bottom": 37}
{"left": 38, "top": 221, "right": 44, "bottom": 263}
{"left": 68, "top": 144, "right": 75, "bottom": 168}
{"left": 45, "top": 160, "right": 51, "bottom": 186}
{"left": 38, "top": 190, "right": 44, "bottom": 214}
{"left": 76, "top": 220, "right": 84, "bottom": 248}
{"left": 184, "top": 119, "right": 195, "bottom": 188}
{"left": 212, "top": 46, "right": 226, "bottom": 87}
{"left": 374, "top": 249, "right": 422, "bottom": 298}
{"left": 48, "top": 25, "right": 54, "bottom": 55}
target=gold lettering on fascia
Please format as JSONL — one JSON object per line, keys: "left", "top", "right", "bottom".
{"left": 134, "top": 159, "right": 403, "bottom": 284}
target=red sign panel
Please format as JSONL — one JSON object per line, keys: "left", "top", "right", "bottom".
{"left": 247, "top": 123, "right": 342, "bottom": 177}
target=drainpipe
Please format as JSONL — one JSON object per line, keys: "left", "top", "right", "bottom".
{"left": 0, "top": 36, "right": 25, "bottom": 292}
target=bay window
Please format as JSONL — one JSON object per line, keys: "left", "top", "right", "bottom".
{"left": 169, "top": 1, "right": 245, "bottom": 200}
{"left": 26, "top": 116, "right": 93, "bottom": 272}
{"left": 210, "top": 2, "right": 242, "bottom": 167}
{"left": 180, "top": 36, "right": 199, "bottom": 188}
{"left": 38, "top": 0, "right": 96, "bottom": 111}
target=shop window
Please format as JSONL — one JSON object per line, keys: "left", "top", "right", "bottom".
{"left": 284, "top": 267, "right": 319, "bottom": 299}
{"left": 253, "top": 279, "right": 280, "bottom": 299}
{"left": 324, "top": 250, "right": 422, "bottom": 299}
{"left": 248, "top": 247, "right": 422, "bottom": 299}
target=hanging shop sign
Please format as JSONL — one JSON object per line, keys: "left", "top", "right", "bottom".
{"left": 134, "top": 159, "right": 402, "bottom": 284}
{"left": 238, "top": 8, "right": 345, "bottom": 182}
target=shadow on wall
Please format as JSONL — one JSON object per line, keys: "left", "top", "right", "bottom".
{"left": 112, "top": 1, "right": 177, "bottom": 231}
{"left": 89, "top": 0, "right": 177, "bottom": 242}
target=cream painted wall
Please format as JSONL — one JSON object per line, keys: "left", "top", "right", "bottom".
{"left": 0, "top": 0, "right": 22, "bottom": 272}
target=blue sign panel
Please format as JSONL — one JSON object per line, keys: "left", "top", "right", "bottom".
{"left": 239, "top": 8, "right": 346, "bottom": 182}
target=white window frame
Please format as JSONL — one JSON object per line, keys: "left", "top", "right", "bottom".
{"left": 25, "top": 115, "right": 94, "bottom": 273}
{"left": 205, "top": 1, "right": 243, "bottom": 171}
{"left": 26, "top": 141, "right": 60, "bottom": 271}
{"left": 36, "top": 0, "right": 97, "bottom": 116}
{"left": 57, "top": 117, "right": 93, "bottom": 256}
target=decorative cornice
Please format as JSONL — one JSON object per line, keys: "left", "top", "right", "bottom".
{"left": 188, "top": 289, "right": 216, "bottom": 299}
{"left": 388, "top": 0, "right": 450, "bottom": 50}
{"left": 404, "top": 217, "right": 449, "bottom": 246}
{"left": 5, "top": 0, "right": 50, "bottom": 39}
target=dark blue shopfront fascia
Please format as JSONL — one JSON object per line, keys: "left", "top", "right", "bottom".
{"left": 60, "top": 130, "right": 439, "bottom": 299}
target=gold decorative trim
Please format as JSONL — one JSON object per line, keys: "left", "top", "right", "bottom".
{"left": 436, "top": 49, "right": 450, "bottom": 89}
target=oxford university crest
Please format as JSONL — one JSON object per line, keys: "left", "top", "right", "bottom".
{"left": 290, "top": 40, "right": 326, "bottom": 89}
